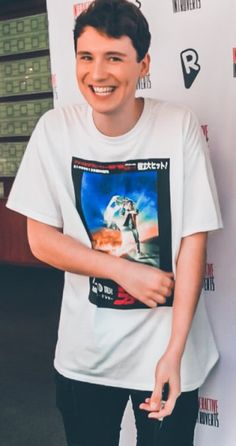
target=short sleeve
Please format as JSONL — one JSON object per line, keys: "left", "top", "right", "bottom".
{"left": 182, "top": 111, "right": 223, "bottom": 237}
{"left": 6, "top": 113, "right": 63, "bottom": 228}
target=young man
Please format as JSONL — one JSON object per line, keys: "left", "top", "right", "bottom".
{"left": 7, "top": 0, "right": 222, "bottom": 445}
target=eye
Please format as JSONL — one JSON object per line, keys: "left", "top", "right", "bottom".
{"left": 108, "top": 56, "right": 122, "bottom": 62}
{"left": 77, "top": 54, "right": 92, "bottom": 61}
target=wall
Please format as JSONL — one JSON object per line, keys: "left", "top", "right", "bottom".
{"left": 46, "top": 1, "right": 236, "bottom": 444}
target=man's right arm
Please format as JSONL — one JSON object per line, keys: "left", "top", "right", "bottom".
{"left": 27, "top": 218, "right": 174, "bottom": 308}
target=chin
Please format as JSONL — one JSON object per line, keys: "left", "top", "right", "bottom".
{"left": 90, "top": 102, "right": 119, "bottom": 116}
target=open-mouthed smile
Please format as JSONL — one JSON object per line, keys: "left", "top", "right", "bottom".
{"left": 90, "top": 86, "right": 116, "bottom": 96}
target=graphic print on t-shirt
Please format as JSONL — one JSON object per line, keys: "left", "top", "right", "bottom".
{"left": 72, "top": 157, "right": 172, "bottom": 309}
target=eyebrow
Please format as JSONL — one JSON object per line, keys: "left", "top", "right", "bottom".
{"left": 76, "top": 50, "right": 127, "bottom": 58}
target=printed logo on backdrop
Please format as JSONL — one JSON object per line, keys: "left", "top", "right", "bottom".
{"left": 173, "top": 0, "right": 201, "bottom": 13}
{"left": 203, "top": 263, "right": 215, "bottom": 292}
{"left": 129, "top": 1, "right": 142, "bottom": 8}
{"left": 201, "top": 125, "right": 209, "bottom": 143}
{"left": 73, "top": 2, "right": 92, "bottom": 18}
{"left": 134, "top": 0, "right": 142, "bottom": 8}
{"left": 198, "top": 396, "right": 220, "bottom": 428}
{"left": 137, "top": 74, "right": 152, "bottom": 90}
{"left": 233, "top": 48, "right": 236, "bottom": 78}
{"left": 180, "top": 49, "right": 201, "bottom": 88}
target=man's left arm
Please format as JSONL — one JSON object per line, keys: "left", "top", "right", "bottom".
{"left": 140, "top": 231, "right": 207, "bottom": 419}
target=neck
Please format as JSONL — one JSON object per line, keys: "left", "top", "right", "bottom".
{"left": 92, "top": 98, "right": 144, "bottom": 137}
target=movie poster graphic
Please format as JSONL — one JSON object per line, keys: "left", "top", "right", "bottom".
{"left": 72, "top": 157, "right": 172, "bottom": 309}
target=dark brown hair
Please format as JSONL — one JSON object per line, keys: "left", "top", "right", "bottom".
{"left": 73, "top": 0, "right": 151, "bottom": 62}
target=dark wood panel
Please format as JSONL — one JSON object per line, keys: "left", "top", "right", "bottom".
{"left": 0, "top": 176, "right": 14, "bottom": 197}
{"left": 0, "top": 198, "right": 44, "bottom": 266}
{"left": 0, "top": 0, "right": 47, "bottom": 20}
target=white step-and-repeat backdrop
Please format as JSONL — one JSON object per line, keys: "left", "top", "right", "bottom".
{"left": 46, "top": 1, "right": 236, "bottom": 444}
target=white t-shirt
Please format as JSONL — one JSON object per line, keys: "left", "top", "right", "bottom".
{"left": 7, "top": 98, "right": 223, "bottom": 391}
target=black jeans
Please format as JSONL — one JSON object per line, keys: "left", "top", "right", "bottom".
{"left": 55, "top": 370, "right": 199, "bottom": 446}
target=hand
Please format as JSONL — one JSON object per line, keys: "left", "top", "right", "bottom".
{"left": 114, "top": 260, "right": 174, "bottom": 308}
{"left": 139, "top": 353, "right": 181, "bottom": 419}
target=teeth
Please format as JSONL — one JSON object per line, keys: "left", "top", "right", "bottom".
{"left": 92, "top": 86, "right": 115, "bottom": 95}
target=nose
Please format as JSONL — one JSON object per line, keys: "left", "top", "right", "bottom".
{"left": 91, "top": 59, "right": 108, "bottom": 81}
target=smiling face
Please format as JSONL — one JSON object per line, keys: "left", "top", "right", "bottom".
{"left": 75, "top": 26, "right": 150, "bottom": 128}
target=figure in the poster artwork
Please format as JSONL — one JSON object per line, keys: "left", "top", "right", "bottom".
{"left": 104, "top": 195, "right": 141, "bottom": 255}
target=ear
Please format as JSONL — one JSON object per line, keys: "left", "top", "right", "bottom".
{"left": 139, "top": 53, "right": 150, "bottom": 77}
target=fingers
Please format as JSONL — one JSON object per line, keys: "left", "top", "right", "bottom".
{"left": 139, "top": 394, "right": 178, "bottom": 420}
{"left": 164, "top": 276, "right": 175, "bottom": 292}
{"left": 165, "top": 271, "right": 175, "bottom": 279}
{"left": 148, "top": 385, "right": 180, "bottom": 419}
{"left": 146, "top": 286, "right": 173, "bottom": 306}
{"left": 159, "top": 273, "right": 175, "bottom": 296}
{"left": 145, "top": 299, "right": 158, "bottom": 308}
{"left": 148, "top": 273, "right": 175, "bottom": 305}
{"left": 149, "top": 387, "right": 162, "bottom": 412}
{"left": 148, "top": 398, "right": 176, "bottom": 419}
{"left": 119, "top": 264, "right": 175, "bottom": 308}
{"left": 144, "top": 293, "right": 169, "bottom": 308}
{"left": 165, "top": 283, "right": 174, "bottom": 296}
{"left": 139, "top": 386, "right": 162, "bottom": 413}
{"left": 140, "top": 381, "right": 180, "bottom": 419}
{"left": 144, "top": 295, "right": 166, "bottom": 308}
